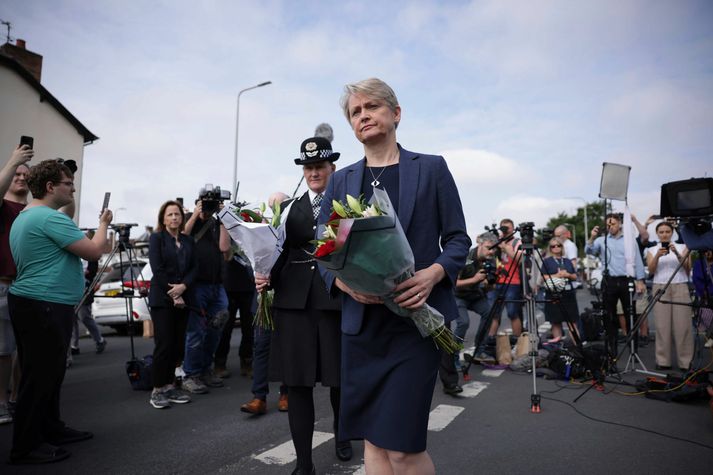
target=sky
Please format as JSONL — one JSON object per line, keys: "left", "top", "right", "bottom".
{"left": 2, "top": 0, "right": 712, "bottom": 238}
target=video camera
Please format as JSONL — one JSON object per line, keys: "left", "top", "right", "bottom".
{"left": 199, "top": 184, "right": 231, "bottom": 215}
{"left": 111, "top": 223, "right": 138, "bottom": 246}
{"left": 518, "top": 222, "right": 535, "bottom": 249}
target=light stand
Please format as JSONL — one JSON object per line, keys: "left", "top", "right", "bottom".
{"left": 621, "top": 278, "right": 661, "bottom": 376}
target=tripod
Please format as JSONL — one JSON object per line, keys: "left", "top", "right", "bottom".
{"left": 77, "top": 223, "right": 146, "bottom": 360}
{"left": 621, "top": 278, "right": 660, "bottom": 376}
{"left": 616, "top": 247, "right": 692, "bottom": 372}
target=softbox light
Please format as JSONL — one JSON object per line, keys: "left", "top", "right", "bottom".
{"left": 599, "top": 162, "right": 631, "bottom": 201}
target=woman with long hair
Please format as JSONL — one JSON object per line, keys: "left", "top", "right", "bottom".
{"left": 646, "top": 221, "right": 692, "bottom": 371}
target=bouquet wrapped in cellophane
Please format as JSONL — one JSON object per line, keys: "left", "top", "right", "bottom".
{"left": 218, "top": 201, "right": 294, "bottom": 330}
{"left": 314, "top": 188, "right": 462, "bottom": 354}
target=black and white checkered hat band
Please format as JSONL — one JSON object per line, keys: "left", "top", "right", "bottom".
{"left": 301, "top": 149, "right": 334, "bottom": 160}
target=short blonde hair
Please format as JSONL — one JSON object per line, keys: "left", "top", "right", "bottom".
{"left": 340, "top": 78, "right": 400, "bottom": 126}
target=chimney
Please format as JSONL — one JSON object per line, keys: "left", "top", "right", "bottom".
{"left": 0, "top": 38, "right": 43, "bottom": 82}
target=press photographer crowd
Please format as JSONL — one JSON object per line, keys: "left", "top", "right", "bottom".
{"left": 2, "top": 78, "right": 713, "bottom": 472}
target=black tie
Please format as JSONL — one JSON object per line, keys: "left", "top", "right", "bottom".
{"left": 312, "top": 194, "right": 323, "bottom": 220}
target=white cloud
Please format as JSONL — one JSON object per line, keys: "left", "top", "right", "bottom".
{"left": 494, "top": 195, "right": 590, "bottom": 229}
{"left": 441, "top": 149, "right": 524, "bottom": 183}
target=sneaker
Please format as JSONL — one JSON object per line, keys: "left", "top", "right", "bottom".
{"left": 70, "top": 347, "right": 80, "bottom": 356}
{"left": 200, "top": 371, "right": 224, "bottom": 388}
{"left": 150, "top": 390, "right": 170, "bottom": 409}
{"left": 163, "top": 388, "right": 191, "bottom": 404}
{"left": 0, "top": 403, "right": 12, "bottom": 425}
{"left": 95, "top": 339, "right": 107, "bottom": 354}
{"left": 182, "top": 376, "right": 209, "bottom": 394}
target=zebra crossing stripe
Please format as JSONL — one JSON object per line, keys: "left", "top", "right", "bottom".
{"left": 481, "top": 369, "right": 504, "bottom": 377}
{"left": 428, "top": 404, "right": 464, "bottom": 432}
{"left": 459, "top": 380, "right": 490, "bottom": 397}
{"left": 254, "top": 431, "right": 333, "bottom": 465}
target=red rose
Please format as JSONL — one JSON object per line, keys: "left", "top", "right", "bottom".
{"left": 315, "top": 240, "right": 336, "bottom": 258}
{"left": 240, "top": 212, "right": 251, "bottom": 222}
{"left": 329, "top": 211, "right": 339, "bottom": 222}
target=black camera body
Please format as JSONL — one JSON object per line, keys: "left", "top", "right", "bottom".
{"left": 482, "top": 258, "right": 499, "bottom": 285}
{"left": 519, "top": 221, "right": 535, "bottom": 248}
{"left": 199, "top": 184, "right": 231, "bottom": 215}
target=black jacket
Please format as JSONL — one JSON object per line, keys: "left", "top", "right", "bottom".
{"left": 148, "top": 231, "right": 197, "bottom": 308}
{"left": 271, "top": 192, "right": 340, "bottom": 311}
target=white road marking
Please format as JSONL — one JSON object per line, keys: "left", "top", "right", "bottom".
{"left": 481, "top": 369, "right": 504, "bottom": 377}
{"left": 427, "top": 404, "right": 464, "bottom": 432}
{"left": 254, "top": 431, "right": 333, "bottom": 465}
{"left": 459, "top": 380, "right": 490, "bottom": 398}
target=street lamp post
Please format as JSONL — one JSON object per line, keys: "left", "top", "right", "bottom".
{"left": 232, "top": 81, "right": 272, "bottom": 196}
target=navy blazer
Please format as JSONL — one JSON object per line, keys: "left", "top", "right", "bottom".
{"left": 318, "top": 145, "right": 471, "bottom": 335}
{"left": 148, "top": 231, "right": 197, "bottom": 308}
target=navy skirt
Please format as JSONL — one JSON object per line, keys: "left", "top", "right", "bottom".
{"left": 339, "top": 304, "right": 440, "bottom": 453}
{"left": 544, "top": 289, "right": 579, "bottom": 324}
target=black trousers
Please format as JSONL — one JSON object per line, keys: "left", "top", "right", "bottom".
{"left": 438, "top": 349, "right": 459, "bottom": 387}
{"left": 215, "top": 290, "right": 254, "bottom": 367}
{"left": 603, "top": 276, "right": 633, "bottom": 355}
{"left": 8, "top": 293, "right": 73, "bottom": 455}
{"left": 150, "top": 306, "right": 188, "bottom": 388}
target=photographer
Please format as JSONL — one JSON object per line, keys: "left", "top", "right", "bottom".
{"left": 181, "top": 192, "right": 231, "bottom": 394}
{"left": 645, "top": 221, "right": 692, "bottom": 371}
{"left": 487, "top": 219, "right": 524, "bottom": 337}
{"left": 454, "top": 233, "right": 497, "bottom": 364}
{"left": 586, "top": 213, "right": 645, "bottom": 356}
{"left": 8, "top": 160, "right": 111, "bottom": 464}
{"left": 0, "top": 144, "right": 32, "bottom": 425}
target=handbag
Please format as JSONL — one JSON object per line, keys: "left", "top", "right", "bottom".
{"left": 126, "top": 355, "right": 153, "bottom": 391}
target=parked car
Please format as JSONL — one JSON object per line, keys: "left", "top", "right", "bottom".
{"left": 92, "top": 259, "right": 152, "bottom": 335}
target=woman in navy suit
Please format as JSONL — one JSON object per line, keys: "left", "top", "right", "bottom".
{"left": 148, "top": 200, "right": 196, "bottom": 409}
{"left": 319, "top": 78, "right": 470, "bottom": 473}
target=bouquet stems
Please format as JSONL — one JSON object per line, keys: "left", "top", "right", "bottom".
{"left": 254, "top": 288, "right": 274, "bottom": 331}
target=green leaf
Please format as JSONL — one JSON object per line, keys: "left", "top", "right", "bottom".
{"left": 333, "top": 200, "right": 348, "bottom": 218}
{"left": 346, "top": 194, "right": 362, "bottom": 215}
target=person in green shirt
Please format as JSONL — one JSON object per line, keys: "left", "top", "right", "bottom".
{"left": 8, "top": 160, "right": 112, "bottom": 465}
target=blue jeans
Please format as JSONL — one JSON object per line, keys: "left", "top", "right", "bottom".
{"left": 456, "top": 296, "right": 492, "bottom": 358}
{"left": 454, "top": 296, "right": 492, "bottom": 342}
{"left": 487, "top": 284, "right": 523, "bottom": 322}
{"left": 183, "top": 284, "right": 228, "bottom": 377}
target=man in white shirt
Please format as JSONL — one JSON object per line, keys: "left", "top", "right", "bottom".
{"left": 554, "top": 225, "right": 578, "bottom": 268}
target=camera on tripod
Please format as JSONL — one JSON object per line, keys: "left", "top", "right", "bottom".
{"left": 199, "top": 184, "right": 231, "bottom": 215}
{"left": 538, "top": 227, "right": 554, "bottom": 243}
{"left": 111, "top": 223, "right": 138, "bottom": 246}
{"left": 518, "top": 222, "right": 535, "bottom": 247}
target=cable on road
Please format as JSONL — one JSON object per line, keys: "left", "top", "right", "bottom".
{"left": 541, "top": 395, "right": 713, "bottom": 452}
